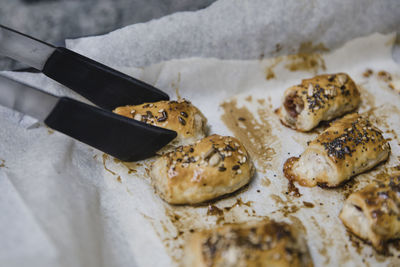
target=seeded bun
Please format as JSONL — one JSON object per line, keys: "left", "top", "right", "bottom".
{"left": 277, "top": 73, "right": 360, "bottom": 131}
{"left": 340, "top": 173, "right": 400, "bottom": 251}
{"left": 284, "top": 113, "right": 390, "bottom": 187}
{"left": 181, "top": 220, "right": 313, "bottom": 267}
{"left": 114, "top": 99, "right": 207, "bottom": 152}
{"left": 150, "top": 134, "right": 255, "bottom": 205}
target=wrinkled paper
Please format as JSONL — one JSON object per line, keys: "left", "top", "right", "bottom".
{"left": 1, "top": 0, "right": 400, "bottom": 267}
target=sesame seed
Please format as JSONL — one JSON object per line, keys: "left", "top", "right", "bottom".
{"left": 209, "top": 154, "right": 221, "bottom": 166}
{"left": 337, "top": 74, "right": 347, "bottom": 85}
{"left": 307, "top": 84, "right": 313, "bottom": 96}
{"left": 178, "top": 116, "right": 186, "bottom": 125}
{"left": 218, "top": 166, "right": 227, "bottom": 172}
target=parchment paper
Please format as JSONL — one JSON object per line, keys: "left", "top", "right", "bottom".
{"left": 1, "top": 1, "right": 400, "bottom": 267}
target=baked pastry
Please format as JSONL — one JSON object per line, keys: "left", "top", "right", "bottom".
{"left": 278, "top": 73, "right": 360, "bottom": 131}
{"left": 340, "top": 173, "right": 400, "bottom": 251}
{"left": 150, "top": 134, "right": 255, "bottom": 204}
{"left": 114, "top": 99, "right": 207, "bottom": 150}
{"left": 181, "top": 220, "right": 313, "bottom": 267}
{"left": 284, "top": 113, "right": 390, "bottom": 187}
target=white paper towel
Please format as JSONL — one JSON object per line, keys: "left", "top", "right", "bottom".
{"left": 1, "top": 1, "right": 400, "bottom": 267}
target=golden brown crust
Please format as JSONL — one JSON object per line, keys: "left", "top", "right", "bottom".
{"left": 150, "top": 134, "right": 255, "bottom": 205}
{"left": 283, "top": 113, "right": 390, "bottom": 187}
{"left": 339, "top": 173, "right": 400, "bottom": 251}
{"left": 181, "top": 220, "right": 313, "bottom": 267}
{"left": 278, "top": 73, "right": 361, "bottom": 131}
{"left": 114, "top": 99, "right": 207, "bottom": 150}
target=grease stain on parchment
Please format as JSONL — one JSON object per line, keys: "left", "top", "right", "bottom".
{"left": 310, "top": 216, "right": 331, "bottom": 265}
{"left": 121, "top": 161, "right": 143, "bottom": 174}
{"left": 171, "top": 72, "right": 182, "bottom": 100}
{"left": 206, "top": 197, "right": 256, "bottom": 225}
{"left": 102, "top": 154, "right": 117, "bottom": 176}
{"left": 46, "top": 127, "right": 54, "bottom": 135}
{"left": 220, "top": 99, "right": 279, "bottom": 173}
{"left": 363, "top": 104, "right": 400, "bottom": 143}
{"left": 143, "top": 197, "right": 264, "bottom": 264}
{"left": 358, "top": 85, "right": 376, "bottom": 110}
{"left": 141, "top": 206, "right": 201, "bottom": 262}
{"left": 377, "top": 70, "right": 400, "bottom": 96}
{"left": 265, "top": 57, "right": 283, "bottom": 80}
{"left": 285, "top": 42, "right": 328, "bottom": 74}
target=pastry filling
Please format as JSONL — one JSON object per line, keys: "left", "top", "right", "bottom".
{"left": 284, "top": 93, "right": 304, "bottom": 118}
{"left": 341, "top": 202, "right": 370, "bottom": 241}
{"left": 294, "top": 152, "right": 334, "bottom": 185}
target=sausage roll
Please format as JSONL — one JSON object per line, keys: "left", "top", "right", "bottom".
{"left": 150, "top": 134, "right": 255, "bottom": 205}
{"left": 181, "top": 220, "right": 313, "bottom": 267}
{"left": 278, "top": 73, "right": 361, "bottom": 131}
{"left": 284, "top": 113, "right": 390, "bottom": 187}
{"left": 114, "top": 99, "right": 207, "bottom": 150}
{"left": 340, "top": 174, "right": 400, "bottom": 251}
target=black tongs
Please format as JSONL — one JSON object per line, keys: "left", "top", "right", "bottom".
{"left": 0, "top": 25, "right": 177, "bottom": 161}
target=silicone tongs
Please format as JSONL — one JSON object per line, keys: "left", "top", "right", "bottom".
{"left": 0, "top": 25, "right": 177, "bottom": 161}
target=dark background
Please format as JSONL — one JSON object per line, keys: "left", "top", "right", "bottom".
{"left": 0, "top": 0, "right": 216, "bottom": 70}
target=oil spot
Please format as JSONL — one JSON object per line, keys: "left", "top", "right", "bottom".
{"left": 265, "top": 58, "right": 283, "bottom": 80}
{"left": 206, "top": 204, "right": 224, "bottom": 224}
{"left": 261, "top": 177, "right": 271, "bottom": 187}
{"left": 310, "top": 216, "right": 331, "bottom": 265}
{"left": 284, "top": 42, "right": 328, "bottom": 74}
{"left": 171, "top": 72, "right": 182, "bottom": 100}
{"left": 270, "top": 194, "right": 285, "bottom": 205}
{"left": 122, "top": 161, "right": 143, "bottom": 174}
{"left": 303, "top": 201, "right": 314, "bottom": 208}
{"left": 223, "top": 197, "right": 253, "bottom": 212}
{"left": 358, "top": 85, "right": 376, "bottom": 110}
{"left": 102, "top": 154, "right": 117, "bottom": 176}
{"left": 273, "top": 204, "right": 300, "bottom": 217}
{"left": 207, "top": 204, "right": 223, "bottom": 216}
{"left": 220, "top": 99, "right": 278, "bottom": 173}
{"left": 377, "top": 70, "right": 392, "bottom": 83}
{"left": 288, "top": 215, "right": 307, "bottom": 234}
{"left": 257, "top": 98, "right": 266, "bottom": 105}
{"left": 363, "top": 69, "right": 373, "bottom": 78}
